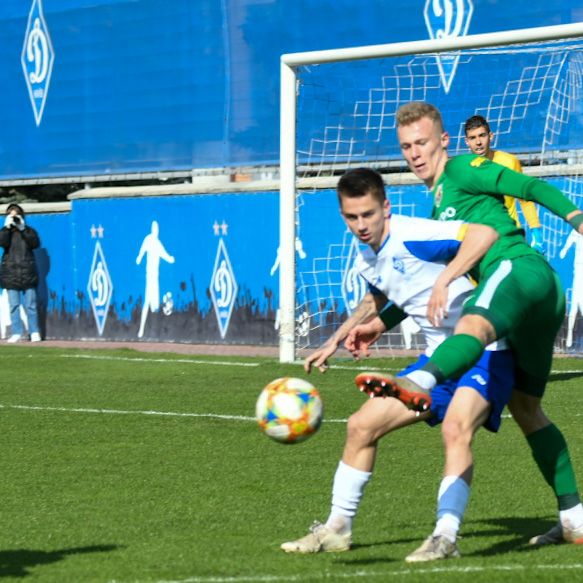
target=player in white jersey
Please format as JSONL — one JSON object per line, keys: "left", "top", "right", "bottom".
{"left": 281, "top": 168, "right": 514, "bottom": 562}
{"left": 354, "top": 213, "right": 496, "bottom": 357}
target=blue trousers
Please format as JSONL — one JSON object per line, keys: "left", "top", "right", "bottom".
{"left": 8, "top": 288, "right": 39, "bottom": 336}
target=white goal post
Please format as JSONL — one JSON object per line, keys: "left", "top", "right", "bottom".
{"left": 279, "top": 22, "right": 583, "bottom": 363}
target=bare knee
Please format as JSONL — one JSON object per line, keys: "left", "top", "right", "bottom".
{"left": 454, "top": 314, "right": 497, "bottom": 345}
{"left": 441, "top": 417, "right": 473, "bottom": 450}
{"left": 346, "top": 411, "right": 377, "bottom": 448}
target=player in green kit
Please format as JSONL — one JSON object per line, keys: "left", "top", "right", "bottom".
{"left": 354, "top": 101, "right": 583, "bottom": 549}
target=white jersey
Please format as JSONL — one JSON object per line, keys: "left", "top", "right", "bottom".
{"left": 355, "top": 215, "right": 504, "bottom": 355}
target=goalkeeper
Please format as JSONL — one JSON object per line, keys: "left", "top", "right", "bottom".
{"left": 464, "top": 114, "right": 545, "bottom": 254}
{"left": 359, "top": 101, "right": 583, "bottom": 547}
{"left": 282, "top": 168, "right": 514, "bottom": 562}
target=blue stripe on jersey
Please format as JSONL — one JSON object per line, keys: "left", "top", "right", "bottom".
{"left": 404, "top": 239, "right": 461, "bottom": 262}
{"left": 376, "top": 231, "right": 391, "bottom": 254}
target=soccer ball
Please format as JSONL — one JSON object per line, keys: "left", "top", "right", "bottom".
{"left": 256, "top": 377, "right": 323, "bottom": 444}
{"left": 162, "top": 291, "right": 173, "bottom": 316}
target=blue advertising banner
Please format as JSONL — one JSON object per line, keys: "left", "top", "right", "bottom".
{"left": 0, "top": 182, "right": 578, "bottom": 353}
{"left": 32, "top": 191, "right": 281, "bottom": 344}
{"left": 0, "top": 0, "right": 580, "bottom": 180}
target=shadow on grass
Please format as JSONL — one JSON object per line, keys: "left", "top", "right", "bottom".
{"left": 0, "top": 545, "right": 119, "bottom": 578}
{"left": 336, "top": 555, "right": 399, "bottom": 567}
{"left": 335, "top": 539, "right": 417, "bottom": 567}
{"left": 463, "top": 516, "right": 556, "bottom": 556}
{"left": 549, "top": 371, "right": 583, "bottom": 383}
{"left": 334, "top": 516, "right": 557, "bottom": 566}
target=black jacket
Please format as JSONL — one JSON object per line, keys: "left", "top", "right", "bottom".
{"left": 0, "top": 225, "right": 40, "bottom": 290}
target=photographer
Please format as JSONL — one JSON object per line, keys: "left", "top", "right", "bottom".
{"left": 0, "top": 204, "right": 41, "bottom": 342}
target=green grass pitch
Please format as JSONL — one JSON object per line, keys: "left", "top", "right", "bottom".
{"left": 1, "top": 345, "right": 583, "bottom": 582}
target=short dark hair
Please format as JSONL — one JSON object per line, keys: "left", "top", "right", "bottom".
{"left": 337, "top": 168, "right": 386, "bottom": 205}
{"left": 464, "top": 115, "right": 490, "bottom": 135}
{"left": 6, "top": 203, "right": 24, "bottom": 216}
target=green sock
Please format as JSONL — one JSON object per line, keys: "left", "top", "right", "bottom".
{"left": 527, "top": 424, "right": 581, "bottom": 510}
{"left": 422, "top": 334, "right": 485, "bottom": 382}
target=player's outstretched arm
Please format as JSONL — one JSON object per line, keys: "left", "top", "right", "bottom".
{"left": 493, "top": 168, "right": 582, "bottom": 230}
{"left": 304, "top": 292, "right": 385, "bottom": 374}
{"left": 427, "top": 223, "right": 499, "bottom": 326}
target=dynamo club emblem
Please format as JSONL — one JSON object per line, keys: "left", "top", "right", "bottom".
{"left": 21, "top": 0, "right": 55, "bottom": 126}
{"left": 210, "top": 238, "right": 238, "bottom": 339}
{"left": 424, "top": 0, "right": 473, "bottom": 93}
{"left": 342, "top": 237, "right": 367, "bottom": 315}
{"left": 87, "top": 242, "right": 113, "bottom": 336}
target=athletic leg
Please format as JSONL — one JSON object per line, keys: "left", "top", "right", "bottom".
{"left": 507, "top": 269, "right": 583, "bottom": 544}
{"left": 406, "top": 349, "right": 514, "bottom": 562}
{"left": 406, "top": 390, "right": 492, "bottom": 563}
{"left": 281, "top": 395, "right": 428, "bottom": 553}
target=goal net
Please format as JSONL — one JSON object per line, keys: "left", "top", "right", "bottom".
{"left": 279, "top": 24, "right": 583, "bottom": 362}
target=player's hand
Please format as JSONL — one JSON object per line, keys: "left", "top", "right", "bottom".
{"left": 3, "top": 215, "right": 13, "bottom": 229}
{"left": 344, "top": 318, "right": 385, "bottom": 360}
{"left": 530, "top": 227, "right": 546, "bottom": 255}
{"left": 427, "top": 279, "right": 449, "bottom": 327}
{"left": 304, "top": 342, "right": 337, "bottom": 374}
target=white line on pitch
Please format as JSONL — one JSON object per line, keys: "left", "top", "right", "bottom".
{"left": 153, "top": 562, "right": 583, "bottom": 583}
{"left": 328, "top": 364, "right": 403, "bottom": 372}
{"left": 58, "top": 353, "right": 583, "bottom": 375}
{"left": 0, "top": 404, "right": 348, "bottom": 423}
{"left": 60, "top": 354, "right": 259, "bottom": 367}
{"left": 9, "top": 402, "right": 572, "bottom": 423}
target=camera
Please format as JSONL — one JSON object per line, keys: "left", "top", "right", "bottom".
{"left": 12, "top": 215, "right": 21, "bottom": 225}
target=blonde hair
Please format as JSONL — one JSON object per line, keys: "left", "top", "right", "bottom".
{"left": 396, "top": 102, "right": 444, "bottom": 132}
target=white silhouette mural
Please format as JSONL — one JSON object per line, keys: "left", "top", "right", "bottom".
{"left": 136, "top": 220, "right": 175, "bottom": 338}
{"left": 271, "top": 238, "right": 308, "bottom": 334}
{"left": 559, "top": 229, "right": 583, "bottom": 348}
{"left": 400, "top": 316, "right": 421, "bottom": 350}
{"left": 270, "top": 237, "right": 307, "bottom": 278}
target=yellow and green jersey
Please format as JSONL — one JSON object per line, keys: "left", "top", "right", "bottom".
{"left": 492, "top": 150, "right": 541, "bottom": 229}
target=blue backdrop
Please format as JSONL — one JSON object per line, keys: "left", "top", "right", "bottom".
{"left": 0, "top": 0, "right": 580, "bottom": 180}
{"left": 16, "top": 180, "right": 580, "bottom": 353}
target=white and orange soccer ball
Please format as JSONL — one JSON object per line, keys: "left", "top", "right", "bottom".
{"left": 256, "top": 377, "right": 323, "bottom": 444}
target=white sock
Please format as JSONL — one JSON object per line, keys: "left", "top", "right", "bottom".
{"left": 560, "top": 503, "right": 583, "bottom": 529}
{"left": 326, "top": 461, "right": 372, "bottom": 534}
{"left": 433, "top": 475, "right": 470, "bottom": 542}
{"left": 406, "top": 369, "right": 437, "bottom": 391}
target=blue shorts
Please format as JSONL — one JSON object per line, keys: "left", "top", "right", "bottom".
{"left": 397, "top": 350, "right": 514, "bottom": 433}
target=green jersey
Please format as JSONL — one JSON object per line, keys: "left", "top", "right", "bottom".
{"left": 431, "top": 154, "right": 578, "bottom": 277}
{"left": 428, "top": 153, "right": 574, "bottom": 395}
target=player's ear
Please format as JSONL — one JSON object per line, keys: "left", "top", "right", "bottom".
{"left": 383, "top": 199, "right": 390, "bottom": 218}
{"left": 441, "top": 131, "right": 450, "bottom": 148}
